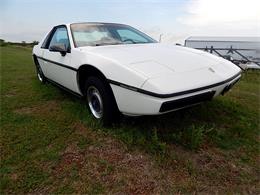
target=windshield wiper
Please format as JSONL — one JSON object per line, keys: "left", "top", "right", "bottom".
{"left": 95, "top": 42, "right": 122, "bottom": 46}
{"left": 132, "top": 41, "right": 148, "bottom": 44}
{"left": 95, "top": 41, "right": 148, "bottom": 46}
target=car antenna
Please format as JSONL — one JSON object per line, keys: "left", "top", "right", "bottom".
{"left": 159, "top": 34, "right": 163, "bottom": 42}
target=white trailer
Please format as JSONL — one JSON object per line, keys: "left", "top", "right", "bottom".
{"left": 185, "top": 36, "right": 260, "bottom": 69}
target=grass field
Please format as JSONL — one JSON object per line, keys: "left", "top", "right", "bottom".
{"left": 1, "top": 45, "right": 259, "bottom": 194}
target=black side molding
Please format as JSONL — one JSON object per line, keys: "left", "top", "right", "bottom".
{"left": 45, "top": 77, "right": 82, "bottom": 98}
{"left": 36, "top": 56, "right": 77, "bottom": 71}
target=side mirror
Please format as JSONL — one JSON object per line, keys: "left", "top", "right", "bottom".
{"left": 49, "top": 43, "right": 67, "bottom": 56}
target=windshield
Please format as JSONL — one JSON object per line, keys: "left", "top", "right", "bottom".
{"left": 70, "top": 23, "right": 157, "bottom": 47}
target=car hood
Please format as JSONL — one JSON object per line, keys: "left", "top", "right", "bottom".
{"left": 81, "top": 43, "right": 239, "bottom": 78}
{"left": 80, "top": 43, "right": 241, "bottom": 93}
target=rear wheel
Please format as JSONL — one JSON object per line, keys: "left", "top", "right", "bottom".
{"left": 85, "top": 77, "right": 119, "bottom": 125}
{"left": 37, "top": 70, "right": 45, "bottom": 83}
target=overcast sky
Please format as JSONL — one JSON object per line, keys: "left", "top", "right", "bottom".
{"left": 0, "top": 0, "right": 259, "bottom": 43}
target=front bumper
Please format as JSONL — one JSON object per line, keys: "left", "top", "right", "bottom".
{"left": 109, "top": 72, "right": 241, "bottom": 116}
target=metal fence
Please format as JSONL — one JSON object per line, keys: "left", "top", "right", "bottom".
{"left": 194, "top": 46, "right": 260, "bottom": 66}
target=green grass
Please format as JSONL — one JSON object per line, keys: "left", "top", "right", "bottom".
{"left": 1, "top": 45, "right": 259, "bottom": 194}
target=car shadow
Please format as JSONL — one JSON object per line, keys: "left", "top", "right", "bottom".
{"left": 114, "top": 98, "right": 251, "bottom": 150}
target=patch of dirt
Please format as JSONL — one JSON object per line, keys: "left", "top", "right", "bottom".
{"left": 170, "top": 147, "right": 259, "bottom": 193}
{"left": 4, "top": 93, "right": 16, "bottom": 98}
{"left": 14, "top": 107, "right": 34, "bottom": 115}
{"left": 53, "top": 143, "right": 84, "bottom": 176}
{"left": 4, "top": 89, "right": 18, "bottom": 97}
{"left": 44, "top": 122, "right": 259, "bottom": 194}
{"left": 80, "top": 140, "right": 161, "bottom": 194}
{"left": 9, "top": 173, "right": 18, "bottom": 181}
{"left": 14, "top": 100, "right": 60, "bottom": 116}
{"left": 72, "top": 122, "right": 94, "bottom": 138}
{"left": 49, "top": 122, "right": 163, "bottom": 194}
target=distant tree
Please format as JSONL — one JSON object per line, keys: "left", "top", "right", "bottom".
{"left": 0, "top": 39, "right": 7, "bottom": 46}
{"left": 32, "top": 40, "right": 39, "bottom": 46}
{"left": 21, "top": 41, "right": 26, "bottom": 46}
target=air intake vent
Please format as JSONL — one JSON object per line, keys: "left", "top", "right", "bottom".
{"left": 159, "top": 91, "right": 215, "bottom": 112}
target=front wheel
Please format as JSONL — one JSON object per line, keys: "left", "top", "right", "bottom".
{"left": 85, "top": 77, "right": 119, "bottom": 125}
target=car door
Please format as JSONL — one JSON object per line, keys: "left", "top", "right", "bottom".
{"left": 43, "top": 26, "right": 76, "bottom": 91}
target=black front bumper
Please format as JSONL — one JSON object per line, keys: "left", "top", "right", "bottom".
{"left": 159, "top": 73, "right": 241, "bottom": 113}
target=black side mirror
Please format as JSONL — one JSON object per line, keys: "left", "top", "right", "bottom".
{"left": 49, "top": 43, "right": 67, "bottom": 56}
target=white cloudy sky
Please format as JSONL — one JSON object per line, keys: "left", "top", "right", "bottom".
{"left": 0, "top": 0, "right": 259, "bottom": 43}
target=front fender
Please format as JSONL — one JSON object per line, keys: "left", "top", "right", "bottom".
{"left": 74, "top": 50, "right": 148, "bottom": 88}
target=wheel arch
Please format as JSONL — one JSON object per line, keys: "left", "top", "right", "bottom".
{"left": 77, "top": 64, "right": 120, "bottom": 113}
{"left": 32, "top": 54, "right": 39, "bottom": 66}
{"left": 77, "top": 64, "right": 110, "bottom": 96}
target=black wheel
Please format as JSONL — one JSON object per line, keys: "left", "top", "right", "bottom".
{"left": 34, "top": 59, "right": 46, "bottom": 83}
{"left": 85, "top": 76, "right": 119, "bottom": 125}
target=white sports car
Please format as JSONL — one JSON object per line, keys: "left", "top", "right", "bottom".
{"left": 33, "top": 22, "right": 242, "bottom": 124}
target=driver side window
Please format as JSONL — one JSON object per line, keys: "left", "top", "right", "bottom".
{"left": 49, "top": 27, "right": 70, "bottom": 50}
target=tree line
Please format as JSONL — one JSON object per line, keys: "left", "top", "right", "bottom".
{"left": 0, "top": 39, "right": 39, "bottom": 47}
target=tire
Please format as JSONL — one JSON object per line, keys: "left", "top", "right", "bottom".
{"left": 35, "top": 60, "right": 46, "bottom": 84}
{"left": 84, "top": 76, "right": 119, "bottom": 125}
